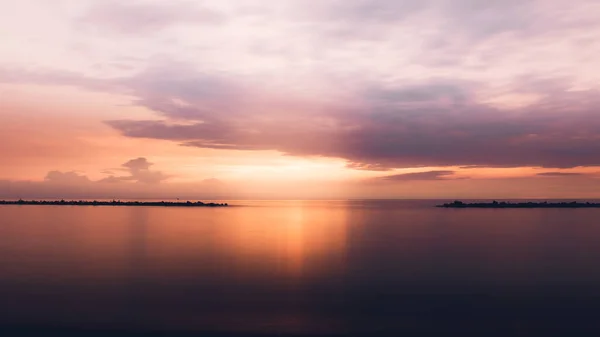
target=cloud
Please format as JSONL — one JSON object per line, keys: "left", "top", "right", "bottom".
{"left": 41, "top": 158, "right": 169, "bottom": 185}
{"left": 4, "top": 60, "right": 600, "bottom": 171}
{"left": 0, "top": 157, "right": 226, "bottom": 199}
{"left": 306, "top": 0, "right": 428, "bottom": 25}
{"left": 111, "top": 157, "right": 169, "bottom": 184}
{"left": 292, "top": 0, "right": 532, "bottom": 41}
{"left": 97, "top": 176, "right": 124, "bottom": 184}
{"left": 101, "top": 65, "right": 600, "bottom": 170}
{"left": 346, "top": 162, "right": 392, "bottom": 172}
{"left": 44, "top": 171, "right": 91, "bottom": 184}
{"left": 439, "top": 0, "right": 533, "bottom": 40}
{"left": 0, "top": 67, "right": 114, "bottom": 91}
{"left": 536, "top": 172, "right": 586, "bottom": 177}
{"left": 378, "top": 170, "right": 457, "bottom": 181}
{"left": 130, "top": 170, "right": 169, "bottom": 184}
{"left": 3, "top": 0, "right": 600, "bottom": 173}
{"left": 78, "top": 0, "right": 225, "bottom": 35}
{"left": 279, "top": 0, "right": 546, "bottom": 68}
{"left": 291, "top": 0, "right": 600, "bottom": 70}
{"left": 123, "top": 157, "right": 153, "bottom": 171}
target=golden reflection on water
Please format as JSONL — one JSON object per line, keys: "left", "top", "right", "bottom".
{"left": 0, "top": 201, "right": 348, "bottom": 284}
{"left": 0, "top": 202, "right": 350, "bottom": 334}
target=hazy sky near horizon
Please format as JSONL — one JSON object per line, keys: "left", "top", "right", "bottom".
{"left": 1, "top": 0, "right": 600, "bottom": 199}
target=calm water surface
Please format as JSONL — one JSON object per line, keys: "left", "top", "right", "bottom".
{"left": 1, "top": 200, "right": 600, "bottom": 336}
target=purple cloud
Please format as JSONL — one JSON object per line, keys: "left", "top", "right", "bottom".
{"left": 100, "top": 65, "right": 600, "bottom": 170}
{"left": 123, "top": 157, "right": 153, "bottom": 172}
{"left": 106, "top": 157, "right": 169, "bottom": 184}
{"left": 378, "top": 170, "right": 457, "bottom": 181}
{"left": 97, "top": 176, "right": 124, "bottom": 184}
{"left": 4, "top": 61, "right": 600, "bottom": 171}
{"left": 536, "top": 172, "right": 586, "bottom": 177}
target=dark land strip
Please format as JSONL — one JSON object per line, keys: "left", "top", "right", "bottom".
{"left": 438, "top": 200, "right": 600, "bottom": 208}
{"left": 0, "top": 199, "right": 228, "bottom": 207}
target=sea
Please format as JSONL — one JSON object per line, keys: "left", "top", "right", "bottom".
{"left": 1, "top": 199, "right": 600, "bottom": 336}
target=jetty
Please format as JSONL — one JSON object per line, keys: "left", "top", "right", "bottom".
{"left": 0, "top": 199, "right": 228, "bottom": 207}
{"left": 438, "top": 200, "right": 600, "bottom": 208}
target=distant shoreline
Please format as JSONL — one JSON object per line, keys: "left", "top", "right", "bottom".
{"left": 438, "top": 200, "right": 600, "bottom": 208}
{"left": 0, "top": 200, "right": 228, "bottom": 207}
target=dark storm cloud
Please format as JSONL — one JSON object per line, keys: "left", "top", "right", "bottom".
{"left": 78, "top": 0, "right": 225, "bottom": 35}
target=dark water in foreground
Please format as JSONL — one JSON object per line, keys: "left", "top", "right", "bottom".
{"left": 1, "top": 200, "right": 600, "bottom": 336}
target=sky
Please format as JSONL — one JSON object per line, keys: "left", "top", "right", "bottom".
{"left": 1, "top": 0, "right": 600, "bottom": 199}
